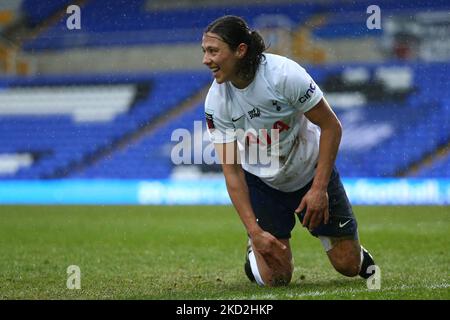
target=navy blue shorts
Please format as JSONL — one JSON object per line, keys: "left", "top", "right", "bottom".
{"left": 244, "top": 167, "right": 358, "bottom": 240}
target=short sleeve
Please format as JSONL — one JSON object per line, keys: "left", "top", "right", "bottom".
{"left": 205, "top": 89, "right": 236, "bottom": 144}
{"left": 281, "top": 59, "right": 323, "bottom": 113}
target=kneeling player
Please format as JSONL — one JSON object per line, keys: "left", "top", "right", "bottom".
{"left": 202, "top": 15, "right": 376, "bottom": 286}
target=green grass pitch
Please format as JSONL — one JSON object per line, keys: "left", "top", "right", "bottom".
{"left": 0, "top": 205, "right": 448, "bottom": 299}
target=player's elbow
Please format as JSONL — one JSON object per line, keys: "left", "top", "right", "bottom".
{"left": 335, "top": 119, "right": 342, "bottom": 142}
{"left": 321, "top": 118, "right": 342, "bottom": 145}
{"left": 223, "top": 165, "right": 245, "bottom": 192}
{"left": 324, "top": 117, "right": 342, "bottom": 146}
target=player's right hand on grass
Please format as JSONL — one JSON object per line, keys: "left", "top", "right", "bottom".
{"left": 251, "top": 229, "right": 287, "bottom": 256}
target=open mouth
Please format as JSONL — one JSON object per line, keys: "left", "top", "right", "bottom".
{"left": 211, "top": 66, "right": 220, "bottom": 74}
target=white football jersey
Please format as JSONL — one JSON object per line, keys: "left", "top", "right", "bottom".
{"left": 205, "top": 53, "right": 323, "bottom": 192}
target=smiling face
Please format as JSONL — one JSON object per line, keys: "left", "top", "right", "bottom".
{"left": 201, "top": 32, "right": 248, "bottom": 87}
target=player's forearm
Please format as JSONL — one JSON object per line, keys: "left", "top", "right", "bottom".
{"left": 312, "top": 122, "right": 342, "bottom": 191}
{"left": 224, "top": 169, "right": 262, "bottom": 236}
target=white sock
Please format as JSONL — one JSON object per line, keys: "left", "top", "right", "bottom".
{"left": 360, "top": 246, "right": 364, "bottom": 270}
{"left": 248, "top": 250, "right": 265, "bottom": 286}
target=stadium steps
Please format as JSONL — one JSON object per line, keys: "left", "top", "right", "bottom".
{"left": 1, "top": 0, "right": 88, "bottom": 75}
{"left": 398, "top": 140, "right": 450, "bottom": 177}
{"left": 291, "top": 14, "right": 328, "bottom": 64}
{"left": 56, "top": 84, "right": 210, "bottom": 178}
{"left": 13, "top": 0, "right": 88, "bottom": 48}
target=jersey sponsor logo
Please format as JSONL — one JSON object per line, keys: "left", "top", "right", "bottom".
{"left": 205, "top": 112, "right": 215, "bottom": 129}
{"left": 248, "top": 107, "right": 261, "bottom": 119}
{"left": 232, "top": 115, "right": 244, "bottom": 122}
{"left": 299, "top": 81, "right": 317, "bottom": 104}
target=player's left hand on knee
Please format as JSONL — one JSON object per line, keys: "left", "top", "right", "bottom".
{"left": 295, "top": 189, "right": 329, "bottom": 231}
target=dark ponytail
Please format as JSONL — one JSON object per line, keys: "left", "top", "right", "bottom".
{"left": 205, "top": 15, "right": 267, "bottom": 82}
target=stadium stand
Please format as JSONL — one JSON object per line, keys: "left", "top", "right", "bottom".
{"left": 20, "top": 0, "right": 74, "bottom": 27}
{"left": 60, "top": 61, "right": 449, "bottom": 180}
{"left": 0, "top": 0, "right": 448, "bottom": 181}
{"left": 22, "top": 0, "right": 316, "bottom": 50}
{"left": 70, "top": 101, "right": 207, "bottom": 179}
{"left": 21, "top": 0, "right": 450, "bottom": 51}
{"left": 414, "top": 152, "right": 450, "bottom": 178}
{"left": 0, "top": 71, "right": 210, "bottom": 179}
{"left": 0, "top": 62, "right": 448, "bottom": 179}
{"left": 316, "top": 62, "right": 450, "bottom": 177}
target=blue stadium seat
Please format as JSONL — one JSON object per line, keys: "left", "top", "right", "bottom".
{"left": 0, "top": 71, "right": 210, "bottom": 179}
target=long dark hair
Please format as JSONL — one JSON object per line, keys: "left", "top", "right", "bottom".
{"left": 205, "top": 15, "right": 267, "bottom": 82}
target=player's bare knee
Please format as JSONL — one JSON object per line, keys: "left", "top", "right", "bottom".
{"left": 327, "top": 238, "right": 361, "bottom": 277}
{"left": 266, "top": 270, "right": 292, "bottom": 287}
{"left": 262, "top": 262, "right": 293, "bottom": 287}
{"left": 333, "top": 260, "right": 360, "bottom": 277}
{"left": 331, "top": 251, "right": 361, "bottom": 277}
{"left": 270, "top": 276, "right": 291, "bottom": 287}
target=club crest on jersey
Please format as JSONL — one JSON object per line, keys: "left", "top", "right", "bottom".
{"left": 248, "top": 107, "right": 261, "bottom": 119}
{"left": 272, "top": 100, "right": 281, "bottom": 111}
{"left": 299, "top": 81, "right": 316, "bottom": 103}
